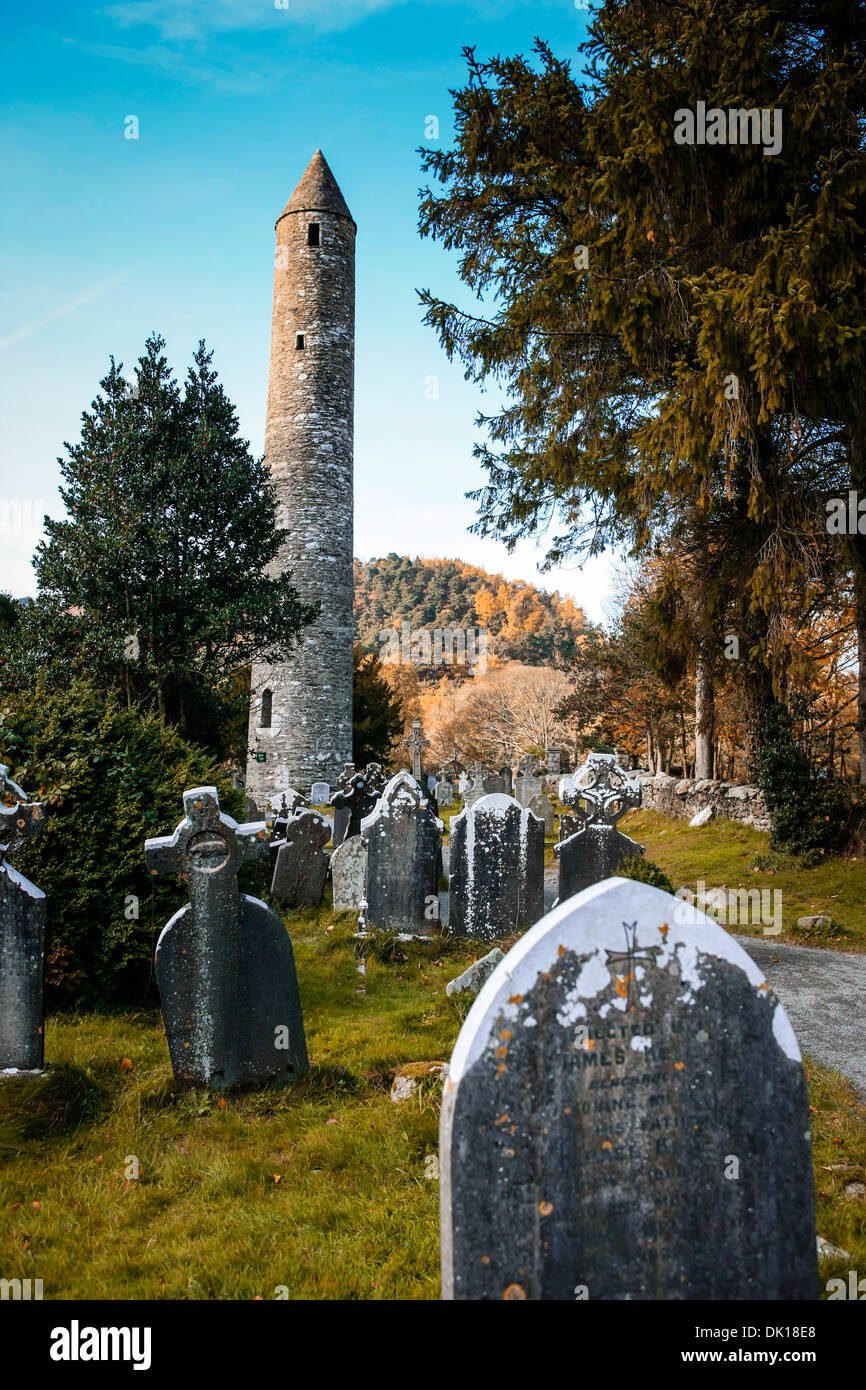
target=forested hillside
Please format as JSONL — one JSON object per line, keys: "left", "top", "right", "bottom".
{"left": 353, "top": 555, "right": 588, "bottom": 670}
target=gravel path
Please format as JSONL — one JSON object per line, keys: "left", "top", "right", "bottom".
{"left": 736, "top": 936, "right": 866, "bottom": 1099}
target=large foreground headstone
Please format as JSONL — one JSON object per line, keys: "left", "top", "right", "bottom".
{"left": 440, "top": 878, "right": 817, "bottom": 1300}
{"left": 449, "top": 794, "right": 544, "bottom": 941}
{"left": 270, "top": 810, "right": 330, "bottom": 907}
{"left": 146, "top": 787, "right": 308, "bottom": 1089}
{"left": 361, "top": 772, "right": 442, "bottom": 936}
{"left": 0, "top": 767, "right": 46, "bottom": 1071}
{"left": 331, "top": 834, "right": 366, "bottom": 911}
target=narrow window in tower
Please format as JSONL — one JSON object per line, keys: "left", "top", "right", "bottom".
{"left": 307, "top": 222, "right": 320, "bottom": 247}
{"left": 295, "top": 333, "right": 305, "bottom": 350}
{"left": 260, "top": 688, "right": 273, "bottom": 727}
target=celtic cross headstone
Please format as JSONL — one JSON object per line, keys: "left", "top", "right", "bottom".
{"left": 145, "top": 786, "right": 307, "bottom": 1089}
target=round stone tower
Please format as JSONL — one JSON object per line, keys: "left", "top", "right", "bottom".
{"left": 245, "top": 150, "right": 356, "bottom": 809}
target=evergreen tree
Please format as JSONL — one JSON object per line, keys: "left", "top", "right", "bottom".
{"left": 14, "top": 334, "right": 316, "bottom": 750}
{"left": 352, "top": 644, "right": 405, "bottom": 766}
{"left": 418, "top": 3, "right": 865, "bottom": 758}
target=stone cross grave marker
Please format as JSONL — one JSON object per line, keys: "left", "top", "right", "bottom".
{"left": 270, "top": 809, "right": 330, "bottom": 907}
{"left": 331, "top": 834, "right": 367, "bottom": 911}
{"left": 440, "top": 878, "right": 817, "bottom": 1300}
{"left": 361, "top": 771, "right": 442, "bottom": 937}
{"left": 146, "top": 786, "right": 308, "bottom": 1089}
{"left": 556, "top": 753, "right": 643, "bottom": 900}
{"left": 402, "top": 720, "right": 430, "bottom": 780}
{"left": 0, "top": 766, "right": 47, "bottom": 1071}
{"left": 449, "top": 793, "right": 545, "bottom": 941}
{"left": 330, "top": 771, "right": 381, "bottom": 850}
{"left": 363, "top": 762, "right": 387, "bottom": 795}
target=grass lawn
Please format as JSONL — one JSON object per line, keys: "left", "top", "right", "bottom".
{"left": 1, "top": 819, "right": 865, "bottom": 1300}
{"left": 623, "top": 809, "right": 866, "bottom": 950}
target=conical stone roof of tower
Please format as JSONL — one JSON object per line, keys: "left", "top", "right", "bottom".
{"left": 278, "top": 149, "right": 355, "bottom": 225}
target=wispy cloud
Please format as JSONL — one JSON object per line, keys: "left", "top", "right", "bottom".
{"left": 0, "top": 270, "right": 132, "bottom": 351}
{"left": 103, "top": 0, "right": 407, "bottom": 41}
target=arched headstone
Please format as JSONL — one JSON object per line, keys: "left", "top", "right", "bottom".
{"left": 440, "top": 878, "right": 816, "bottom": 1300}
{"left": 448, "top": 794, "right": 544, "bottom": 940}
{"left": 361, "top": 772, "right": 442, "bottom": 936}
{"left": 146, "top": 786, "right": 307, "bottom": 1089}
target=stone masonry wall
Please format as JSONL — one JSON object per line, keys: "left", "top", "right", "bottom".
{"left": 246, "top": 171, "right": 356, "bottom": 807}
{"left": 633, "top": 772, "right": 772, "bottom": 833}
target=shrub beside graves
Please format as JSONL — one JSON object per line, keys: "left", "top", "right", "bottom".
{"left": 753, "top": 704, "right": 848, "bottom": 857}
{"left": 615, "top": 854, "right": 674, "bottom": 895}
{"left": 0, "top": 678, "right": 242, "bottom": 1009}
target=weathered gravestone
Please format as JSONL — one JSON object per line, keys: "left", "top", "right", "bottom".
{"left": 440, "top": 877, "right": 817, "bottom": 1300}
{"left": 330, "top": 771, "right": 381, "bottom": 850}
{"left": 0, "top": 766, "right": 46, "bottom": 1071}
{"left": 435, "top": 776, "right": 454, "bottom": 810}
{"left": 361, "top": 772, "right": 442, "bottom": 937}
{"left": 546, "top": 746, "right": 563, "bottom": 775}
{"left": 463, "top": 764, "right": 489, "bottom": 808}
{"left": 498, "top": 766, "right": 513, "bottom": 795}
{"left": 449, "top": 794, "right": 544, "bottom": 941}
{"left": 270, "top": 809, "right": 330, "bottom": 907}
{"left": 464, "top": 763, "right": 508, "bottom": 807}
{"left": 146, "top": 786, "right": 308, "bottom": 1089}
{"left": 331, "top": 834, "right": 366, "bottom": 911}
{"left": 269, "top": 787, "right": 308, "bottom": 817}
{"left": 457, "top": 772, "right": 470, "bottom": 796}
{"left": 556, "top": 753, "right": 643, "bottom": 902}
{"left": 364, "top": 762, "right": 387, "bottom": 795}
{"left": 310, "top": 781, "right": 330, "bottom": 806}
{"left": 528, "top": 791, "right": 556, "bottom": 838}
{"left": 514, "top": 754, "right": 543, "bottom": 808}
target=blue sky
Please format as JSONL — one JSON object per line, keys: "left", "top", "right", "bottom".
{"left": 1, "top": 0, "right": 616, "bottom": 620}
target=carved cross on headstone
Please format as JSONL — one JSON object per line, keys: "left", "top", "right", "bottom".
{"left": 517, "top": 754, "right": 538, "bottom": 778}
{"left": 559, "top": 752, "right": 641, "bottom": 826}
{"left": 604, "top": 920, "right": 662, "bottom": 1011}
{"left": 331, "top": 772, "right": 381, "bottom": 848}
{"left": 146, "top": 785, "right": 269, "bottom": 914}
{"left": 364, "top": 762, "right": 387, "bottom": 795}
{"left": 402, "top": 720, "right": 430, "bottom": 780}
{"left": 145, "top": 786, "right": 307, "bottom": 1089}
{"left": 0, "top": 765, "right": 47, "bottom": 1071}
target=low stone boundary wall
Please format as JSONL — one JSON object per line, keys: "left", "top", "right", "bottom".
{"left": 633, "top": 772, "right": 771, "bottom": 834}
